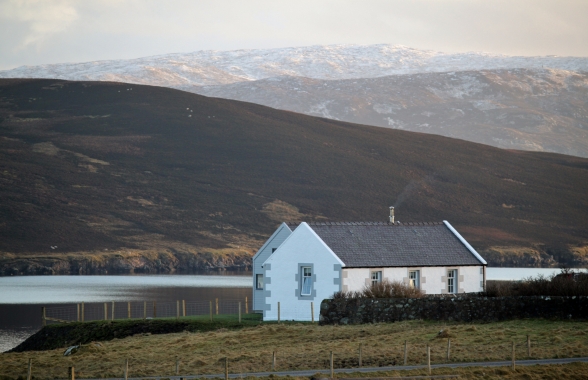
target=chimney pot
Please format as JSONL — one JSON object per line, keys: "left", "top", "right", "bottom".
{"left": 389, "top": 206, "right": 395, "bottom": 223}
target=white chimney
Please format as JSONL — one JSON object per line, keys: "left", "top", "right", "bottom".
{"left": 389, "top": 206, "right": 395, "bottom": 223}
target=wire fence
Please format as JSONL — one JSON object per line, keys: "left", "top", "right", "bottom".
{"left": 12, "top": 335, "right": 588, "bottom": 379}
{"left": 42, "top": 297, "right": 251, "bottom": 324}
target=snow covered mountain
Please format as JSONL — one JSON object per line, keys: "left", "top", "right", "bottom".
{"left": 195, "top": 68, "right": 588, "bottom": 158}
{"left": 2, "top": 44, "right": 588, "bottom": 157}
{"left": 2, "top": 44, "right": 588, "bottom": 87}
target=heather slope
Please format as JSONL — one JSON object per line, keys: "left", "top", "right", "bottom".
{"left": 0, "top": 79, "right": 587, "bottom": 270}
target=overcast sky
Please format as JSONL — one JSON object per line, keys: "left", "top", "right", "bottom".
{"left": 1, "top": 0, "right": 587, "bottom": 70}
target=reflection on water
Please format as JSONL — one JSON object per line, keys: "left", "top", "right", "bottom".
{"left": 485, "top": 267, "right": 587, "bottom": 281}
{"left": 0, "top": 274, "right": 252, "bottom": 352}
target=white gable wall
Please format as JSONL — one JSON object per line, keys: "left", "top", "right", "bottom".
{"left": 252, "top": 223, "right": 292, "bottom": 312}
{"left": 343, "top": 265, "right": 484, "bottom": 294}
{"left": 262, "top": 222, "right": 344, "bottom": 321}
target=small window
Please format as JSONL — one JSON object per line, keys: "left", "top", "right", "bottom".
{"left": 256, "top": 274, "right": 264, "bottom": 290}
{"left": 447, "top": 269, "right": 457, "bottom": 294}
{"left": 301, "top": 267, "right": 312, "bottom": 296}
{"left": 409, "top": 270, "right": 420, "bottom": 289}
{"left": 371, "top": 271, "right": 382, "bottom": 285}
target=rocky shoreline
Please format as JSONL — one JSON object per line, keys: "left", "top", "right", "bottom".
{"left": 0, "top": 250, "right": 252, "bottom": 276}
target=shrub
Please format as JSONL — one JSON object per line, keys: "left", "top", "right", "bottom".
{"left": 484, "top": 269, "right": 588, "bottom": 297}
{"left": 362, "top": 279, "right": 424, "bottom": 299}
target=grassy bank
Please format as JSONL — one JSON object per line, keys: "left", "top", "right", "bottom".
{"left": 2, "top": 319, "right": 587, "bottom": 379}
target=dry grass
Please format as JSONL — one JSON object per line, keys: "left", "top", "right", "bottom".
{"left": 1, "top": 320, "right": 588, "bottom": 379}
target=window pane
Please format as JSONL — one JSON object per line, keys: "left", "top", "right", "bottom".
{"left": 256, "top": 274, "right": 263, "bottom": 289}
{"left": 302, "top": 276, "right": 312, "bottom": 295}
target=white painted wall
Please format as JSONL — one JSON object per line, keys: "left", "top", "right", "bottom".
{"left": 263, "top": 222, "right": 344, "bottom": 321}
{"left": 342, "top": 265, "right": 484, "bottom": 294}
{"left": 252, "top": 223, "right": 292, "bottom": 312}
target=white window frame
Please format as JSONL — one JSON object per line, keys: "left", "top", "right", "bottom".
{"left": 371, "top": 271, "right": 382, "bottom": 285}
{"left": 256, "top": 274, "right": 263, "bottom": 290}
{"left": 301, "top": 267, "right": 312, "bottom": 296}
{"left": 447, "top": 269, "right": 457, "bottom": 294}
{"left": 409, "top": 270, "right": 420, "bottom": 289}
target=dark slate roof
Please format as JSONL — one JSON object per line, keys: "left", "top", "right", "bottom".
{"left": 286, "top": 222, "right": 483, "bottom": 267}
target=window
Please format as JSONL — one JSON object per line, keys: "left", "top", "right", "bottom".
{"left": 301, "top": 267, "right": 312, "bottom": 296}
{"left": 409, "top": 270, "right": 420, "bottom": 289}
{"left": 371, "top": 271, "right": 382, "bottom": 284}
{"left": 447, "top": 269, "right": 457, "bottom": 294}
{"left": 256, "top": 274, "right": 264, "bottom": 290}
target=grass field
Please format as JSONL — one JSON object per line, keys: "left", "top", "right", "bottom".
{"left": 2, "top": 319, "right": 587, "bottom": 379}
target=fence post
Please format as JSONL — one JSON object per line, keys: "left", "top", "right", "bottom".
{"left": 358, "top": 343, "right": 362, "bottom": 367}
{"left": 144, "top": 301, "right": 147, "bottom": 320}
{"left": 27, "top": 358, "right": 32, "bottom": 380}
{"left": 311, "top": 302, "right": 314, "bottom": 323}
{"left": 68, "top": 366, "right": 75, "bottom": 380}
{"left": 209, "top": 301, "right": 213, "bottom": 321}
{"left": 216, "top": 298, "right": 219, "bottom": 315}
{"left": 104, "top": 303, "right": 107, "bottom": 321}
{"left": 127, "top": 302, "right": 131, "bottom": 319}
{"left": 404, "top": 340, "right": 408, "bottom": 365}
{"left": 527, "top": 335, "right": 531, "bottom": 357}
{"left": 272, "top": 351, "right": 276, "bottom": 371}
{"left": 77, "top": 304, "right": 80, "bottom": 322}
{"left": 245, "top": 296, "right": 248, "bottom": 314}
{"left": 176, "top": 358, "right": 180, "bottom": 374}
{"left": 124, "top": 358, "right": 129, "bottom": 380}
{"left": 176, "top": 300, "right": 180, "bottom": 319}
{"left": 224, "top": 357, "right": 228, "bottom": 380}
{"left": 447, "top": 338, "right": 451, "bottom": 360}
{"left": 112, "top": 301, "right": 115, "bottom": 321}
{"left": 182, "top": 300, "right": 186, "bottom": 317}
{"left": 277, "top": 302, "right": 280, "bottom": 323}
{"left": 41, "top": 307, "right": 46, "bottom": 327}
{"left": 153, "top": 301, "right": 157, "bottom": 318}
{"left": 81, "top": 302, "right": 85, "bottom": 322}
{"left": 427, "top": 345, "right": 431, "bottom": 375}
{"left": 239, "top": 302, "right": 242, "bottom": 323}
{"left": 330, "top": 351, "right": 334, "bottom": 378}
{"left": 511, "top": 341, "right": 515, "bottom": 370}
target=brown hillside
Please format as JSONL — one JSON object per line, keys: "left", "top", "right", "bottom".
{"left": 0, "top": 79, "right": 587, "bottom": 268}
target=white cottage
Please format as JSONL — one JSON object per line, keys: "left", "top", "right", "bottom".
{"left": 252, "top": 220, "right": 487, "bottom": 321}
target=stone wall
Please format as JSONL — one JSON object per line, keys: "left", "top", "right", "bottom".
{"left": 319, "top": 295, "right": 588, "bottom": 325}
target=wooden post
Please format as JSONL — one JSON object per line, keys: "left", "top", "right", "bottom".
{"left": 272, "top": 351, "right": 276, "bottom": 371}
{"left": 41, "top": 307, "right": 46, "bottom": 327}
{"left": 447, "top": 338, "right": 451, "bottom": 361}
{"left": 124, "top": 358, "right": 129, "bottom": 380}
{"left": 176, "top": 300, "right": 180, "bottom": 319}
{"left": 77, "top": 304, "right": 80, "bottom": 322}
{"left": 527, "top": 335, "right": 531, "bottom": 357}
{"left": 239, "top": 302, "right": 242, "bottom": 323}
{"left": 311, "top": 302, "right": 315, "bottom": 323}
{"left": 427, "top": 345, "right": 431, "bottom": 375}
{"left": 176, "top": 358, "right": 180, "bottom": 374}
{"left": 153, "top": 301, "right": 157, "bottom": 318}
{"left": 27, "top": 358, "right": 32, "bottom": 380}
{"left": 245, "top": 296, "right": 248, "bottom": 314}
{"left": 404, "top": 340, "right": 408, "bottom": 365}
{"left": 511, "top": 341, "right": 516, "bottom": 370}
{"left": 111, "top": 301, "right": 115, "bottom": 320}
{"left": 127, "top": 302, "right": 131, "bottom": 319}
{"left": 330, "top": 351, "right": 334, "bottom": 378}
{"left": 143, "top": 301, "right": 147, "bottom": 320}
{"left": 182, "top": 300, "right": 186, "bottom": 317}
{"left": 216, "top": 298, "right": 219, "bottom": 315}
{"left": 277, "top": 302, "right": 281, "bottom": 323}
{"left": 104, "top": 303, "right": 107, "bottom": 320}
{"left": 224, "top": 357, "right": 228, "bottom": 380}
{"left": 358, "top": 343, "right": 362, "bottom": 367}
{"left": 68, "top": 366, "right": 75, "bottom": 380}
{"left": 209, "top": 300, "right": 213, "bottom": 321}
{"left": 81, "top": 302, "right": 85, "bottom": 322}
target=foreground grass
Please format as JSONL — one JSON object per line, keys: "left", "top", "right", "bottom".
{"left": 1, "top": 319, "right": 588, "bottom": 378}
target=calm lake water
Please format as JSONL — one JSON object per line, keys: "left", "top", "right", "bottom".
{"left": 1, "top": 267, "right": 585, "bottom": 352}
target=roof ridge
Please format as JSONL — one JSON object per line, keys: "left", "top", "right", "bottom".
{"left": 288, "top": 221, "right": 445, "bottom": 226}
